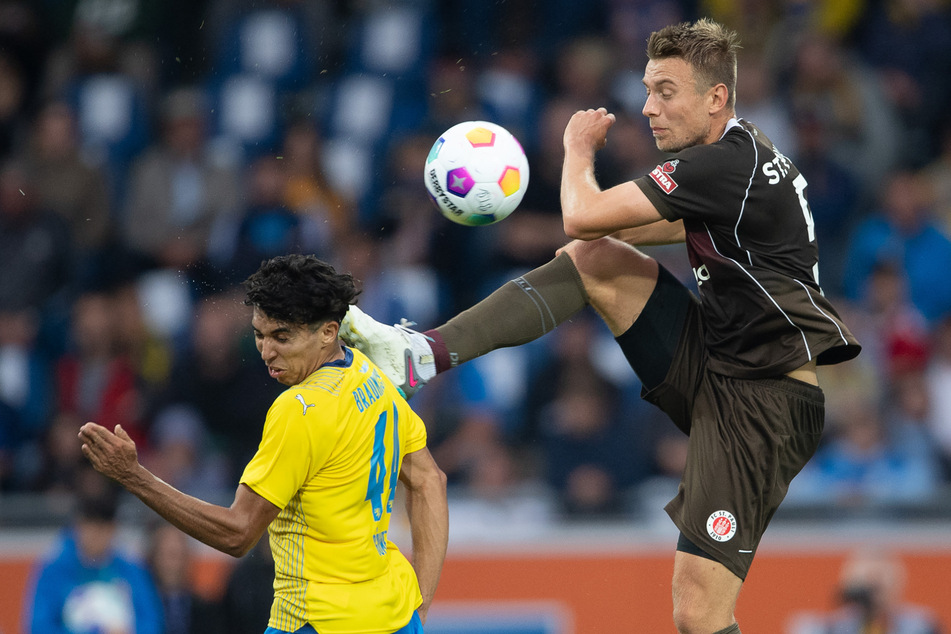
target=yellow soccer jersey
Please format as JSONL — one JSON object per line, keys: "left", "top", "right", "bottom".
{"left": 240, "top": 347, "right": 428, "bottom": 634}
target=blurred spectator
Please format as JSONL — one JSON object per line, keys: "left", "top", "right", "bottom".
{"left": 699, "top": 0, "right": 782, "bottom": 55}
{"left": 145, "top": 522, "right": 221, "bottom": 634}
{"left": 439, "top": 0, "right": 603, "bottom": 62}
{"left": 551, "top": 35, "right": 617, "bottom": 110}
{"left": 53, "top": 289, "right": 146, "bottom": 449}
{"left": 736, "top": 53, "right": 795, "bottom": 171}
{"left": 141, "top": 403, "right": 230, "bottom": 501}
{"left": 0, "top": 307, "right": 53, "bottom": 445}
{"left": 0, "top": 1, "right": 49, "bottom": 110}
{"left": 160, "top": 290, "right": 282, "bottom": 479}
{"left": 26, "top": 411, "right": 87, "bottom": 494}
{"left": 758, "top": 0, "right": 869, "bottom": 116}
{"left": 844, "top": 261, "right": 930, "bottom": 387}
{"left": 122, "top": 86, "right": 240, "bottom": 271}
{"left": 280, "top": 118, "right": 356, "bottom": 246}
{"left": 530, "top": 316, "right": 648, "bottom": 516}
{"left": 423, "top": 55, "right": 489, "bottom": 142}
{"left": 203, "top": 0, "right": 337, "bottom": 156}
{"left": 320, "top": 0, "right": 437, "bottom": 217}
{"left": 0, "top": 306, "right": 53, "bottom": 490}
{"left": 337, "top": 230, "right": 442, "bottom": 330}
{"left": 842, "top": 170, "right": 951, "bottom": 324}
{"left": 366, "top": 133, "right": 445, "bottom": 317}
{"left": 787, "top": 33, "right": 900, "bottom": 191}
{"left": 786, "top": 397, "right": 942, "bottom": 507}
{"left": 0, "top": 50, "right": 29, "bottom": 157}
{"left": 856, "top": 0, "right": 951, "bottom": 166}
{"left": 203, "top": 0, "right": 339, "bottom": 86}
{"left": 0, "top": 160, "right": 73, "bottom": 313}
{"left": 208, "top": 155, "right": 324, "bottom": 286}
{"left": 0, "top": 398, "right": 17, "bottom": 490}
{"left": 540, "top": 369, "right": 640, "bottom": 517}
{"left": 110, "top": 278, "right": 178, "bottom": 397}
{"left": 219, "top": 536, "right": 275, "bottom": 634}
{"left": 41, "top": 17, "right": 152, "bottom": 202}
{"left": 883, "top": 367, "right": 944, "bottom": 487}
{"left": 605, "top": 0, "right": 686, "bottom": 78}
{"left": 786, "top": 548, "right": 942, "bottom": 634}
{"left": 921, "top": 122, "right": 951, "bottom": 235}
{"left": 37, "top": 0, "right": 170, "bottom": 90}
{"left": 475, "top": 44, "right": 542, "bottom": 150}
{"left": 23, "top": 470, "right": 164, "bottom": 634}
{"left": 21, "top": 100, "right": 114, "bottom": 279}
{"left": 429, "top": 382, "right": 520, "bottom": 497}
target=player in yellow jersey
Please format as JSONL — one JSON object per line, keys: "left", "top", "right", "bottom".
{"left": 78, "top": 254, "right": 449, "bottom": 634}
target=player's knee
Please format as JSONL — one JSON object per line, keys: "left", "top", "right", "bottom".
{"left": 673, "top": 604, "right": 732, "bottom": 634}
{"left": 557, "top": 236, "right": 616, "bottom": 262}
{"left": 557, "top": 238, "right": 659, "bottom": 332}
{"left": 671, "top": 581, "right": 736, "bottom": 634}
{"left": 672, "top": 598, "right": 704, "bottom": 634}
{"left": 559, "top": 237, "right": 656, "bottom": 284}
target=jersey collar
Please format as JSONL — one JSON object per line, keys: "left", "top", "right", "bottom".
{"left": 719, "top": 117, "right": 742, "bottom": 141}
{"left": 322, "top": 345, "right": 353, "bottom": 369}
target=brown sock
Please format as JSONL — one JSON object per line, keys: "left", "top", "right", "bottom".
{"left": 429, "top": 252, "right": 589, "bottom": 371}
{"left": 712, "top": 624, "right": 740, "bottom": 634}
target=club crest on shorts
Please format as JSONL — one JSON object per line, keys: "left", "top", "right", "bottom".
{"left": 706, "top": 510, "right": 737, "bottom": 542}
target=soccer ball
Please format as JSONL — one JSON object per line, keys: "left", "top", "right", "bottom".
{"left": 424, "top": 120, "right": 529, "bottom": 226}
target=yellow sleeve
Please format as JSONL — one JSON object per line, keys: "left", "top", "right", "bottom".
{"left": 401, "top": 403, "right": 428, "bottom": 456}
{"left": 240, "top": 391, "right": 337, "bottom": 509}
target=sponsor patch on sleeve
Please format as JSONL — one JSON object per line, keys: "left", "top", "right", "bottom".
{"left": 649, "top": 160, "right": 679, "bottom": 194}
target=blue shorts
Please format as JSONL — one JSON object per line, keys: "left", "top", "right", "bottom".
{"left": 264, "top": 611, "right": 423, "bottom": 634}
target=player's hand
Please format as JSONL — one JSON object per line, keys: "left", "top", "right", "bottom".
{"left": 78, "top": 422, "right": 139, "bottom": 484}
{"left": 564, "top": 107, "right": 616, "bottom": 156}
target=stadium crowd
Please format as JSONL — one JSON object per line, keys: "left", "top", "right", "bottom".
{"left": 1, "top": 0, "right": 951, "bottom": 527}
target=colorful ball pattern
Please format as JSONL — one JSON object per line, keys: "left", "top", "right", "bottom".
{"left": 424, "top": 121, "right": 529, "bottom": 226}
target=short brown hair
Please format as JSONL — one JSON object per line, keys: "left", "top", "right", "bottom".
{"left": 647, "top": 19, "right": 740, "bottom": 109}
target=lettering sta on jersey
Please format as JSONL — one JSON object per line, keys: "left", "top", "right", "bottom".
{"left": 762, "top": 147, "right": 792, "bottom": 184}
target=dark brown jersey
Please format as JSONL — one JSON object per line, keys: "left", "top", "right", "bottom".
{"left": 634, "top": 119, "right": 860, "bottom": 378}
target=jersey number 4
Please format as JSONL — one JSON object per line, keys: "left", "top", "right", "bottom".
{"left": 366, "top": 405, "right": 400, "bottom": 522}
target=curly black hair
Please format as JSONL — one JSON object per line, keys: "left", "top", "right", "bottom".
{"left": 243, "top": 254, "right": 360, "bottom": 326}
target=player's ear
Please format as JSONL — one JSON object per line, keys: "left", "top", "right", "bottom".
{"left": 323, "top": 319, "right": 340, "bottom": 343}
{"left": 709, "top": 83, "right": 729, "bottom": 114}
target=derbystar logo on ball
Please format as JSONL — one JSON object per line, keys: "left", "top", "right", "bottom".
{"left": 424, "top": 121, "right": 530, "bottom": 227}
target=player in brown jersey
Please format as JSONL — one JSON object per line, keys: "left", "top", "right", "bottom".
{"left": 340, "top": 18, "right": 860, "bottom": 634}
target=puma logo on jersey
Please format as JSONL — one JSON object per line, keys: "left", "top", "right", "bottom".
{"left": 296, "top": 393, "right": 316, "bottom": 415}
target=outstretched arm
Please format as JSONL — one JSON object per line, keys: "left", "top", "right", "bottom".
{"left": 561, "top": 107, "right": 665, "bottom": 240}
{"left": 612, "top": 218, "right": 686, "bottom": 246}
{"left": 399, "top": 446, "right": 448, "bottom": 624}
{"left": 79, "top": 422, "right": 280, "bottom": 557}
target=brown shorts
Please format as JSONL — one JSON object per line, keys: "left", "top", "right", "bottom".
{"left": 616, "top": 265, "right": 826, "bottom": 580}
